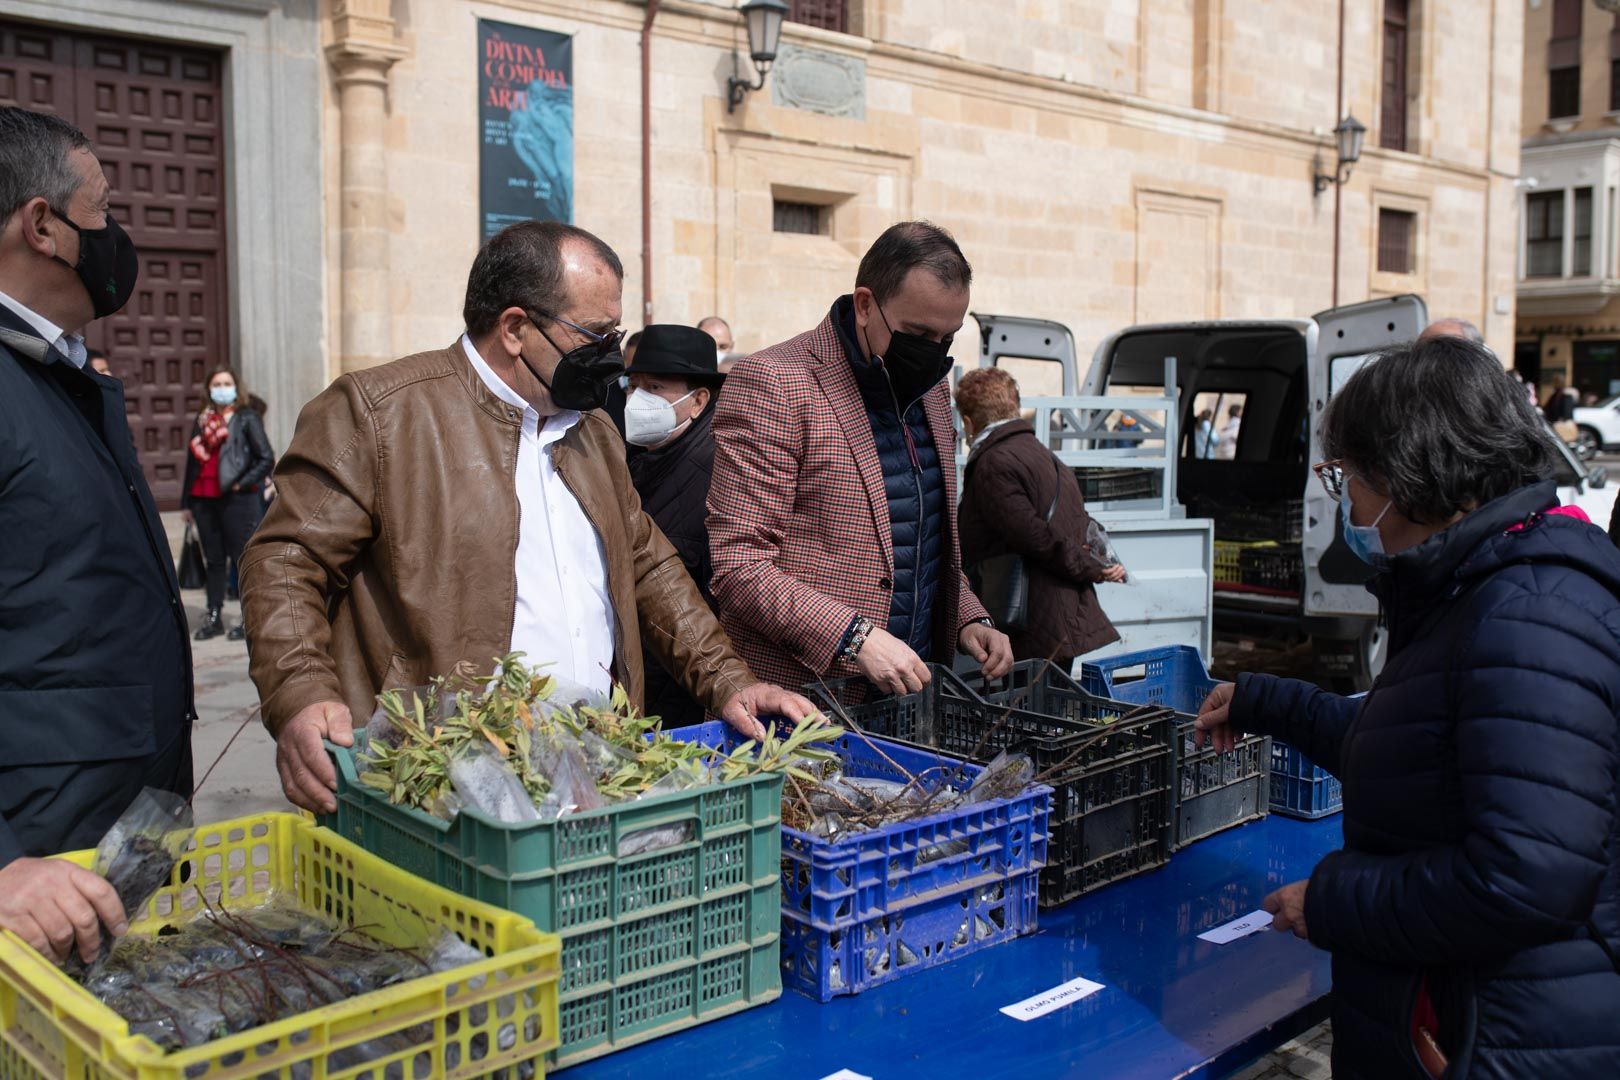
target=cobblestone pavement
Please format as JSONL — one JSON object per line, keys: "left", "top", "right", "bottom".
{"left": 1233, "top": 1023, "right": 1333, "bottom": 1079}
{"left": 165, "top": 512, "right": 291, "bottom": 825}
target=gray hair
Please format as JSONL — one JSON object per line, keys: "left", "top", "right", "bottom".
{"left": 0, "top": 107, "right": 90, "bottom": 226}
{"left": 1322, "top": 335, "right": 1558, "bottom": 524}
{"left": 1418, "top": 318, "right": 1484, "bottom": 345}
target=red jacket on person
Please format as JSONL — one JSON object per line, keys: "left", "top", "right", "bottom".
{"left": 707, "top": 310, "right": 990, "bottom": 700}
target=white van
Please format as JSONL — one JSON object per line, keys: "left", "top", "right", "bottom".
{"left": 975, "top": 296, "right": 1600, "bottom": 690}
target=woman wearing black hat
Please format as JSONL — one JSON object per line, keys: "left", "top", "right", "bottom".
{"left": 625, "top": 324, "right": 728, "bottom": 726}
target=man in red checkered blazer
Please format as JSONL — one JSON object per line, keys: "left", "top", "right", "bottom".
{"left": 707, "top": 221, "right": 1013, "bottom": 704}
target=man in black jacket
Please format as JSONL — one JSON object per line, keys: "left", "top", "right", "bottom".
{"left": 625, "top": 325, "right": 725, "bottom": 725}
{"left": 0, "top": 107, "right": 194, "bottom": 963}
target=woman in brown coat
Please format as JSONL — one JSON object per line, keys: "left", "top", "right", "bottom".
{"left": 955, "top": 367, "right": 1123, "bottom": 669}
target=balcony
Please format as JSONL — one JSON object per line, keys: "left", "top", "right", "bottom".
{"left": 1519, "top": 134, "right": 1620, "bottom": 316}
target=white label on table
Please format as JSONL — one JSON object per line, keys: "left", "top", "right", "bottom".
{"left": 819, "top": 1071, "right": 872, "bottom": 1080}
{"left": 1197, "top": 908, "right": 1275, "bottom": 945}
{"left": 998, "top": 975, "right": 1107, "bottom": 1021}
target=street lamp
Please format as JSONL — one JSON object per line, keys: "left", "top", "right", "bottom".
{"left": 727, "top": 0, "right": 788, "bottom": 114}
{"left": 1313, "top": 114, "right": 1367, "bottom": 194}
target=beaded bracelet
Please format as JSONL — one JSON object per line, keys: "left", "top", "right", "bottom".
{"left": 841, "top": 615, "right": 875, "bottom": 661}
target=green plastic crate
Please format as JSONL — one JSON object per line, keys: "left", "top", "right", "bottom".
{"left": 322, "top": 733, "right": 782, "bottom": 1068}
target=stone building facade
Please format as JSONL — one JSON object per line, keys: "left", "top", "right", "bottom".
{"left": 1517, "top": 0, "right": 1620, "bottom": 399}
{"left": 1, "top": 0, "right": 1521, "bottom": 505}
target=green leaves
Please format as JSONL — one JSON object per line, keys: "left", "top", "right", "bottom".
{"left": 363, "top": 654, "right": 844, "bottom": 819}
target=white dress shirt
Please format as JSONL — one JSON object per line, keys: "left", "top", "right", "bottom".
{"left": 460, "top": 334, "right": 615, "bottom": 696}
{"left": 0, "top": 288, "right": 87, "bottom": 368}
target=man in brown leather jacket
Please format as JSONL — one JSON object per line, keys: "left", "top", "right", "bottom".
{"left": 240, "top": 221, "right": 812, "bottom": 813}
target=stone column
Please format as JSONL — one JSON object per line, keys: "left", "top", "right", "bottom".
{"left": 328, "top": 1, "right": 407, "bottom": 374}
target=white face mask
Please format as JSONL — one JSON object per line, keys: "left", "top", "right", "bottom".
{"left": 624, "top": 387, "right": 696, "bottom": 447}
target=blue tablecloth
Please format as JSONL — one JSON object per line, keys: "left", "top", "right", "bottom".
{"left": 561, "top": 814, "right": 1344, "bottom": 1079}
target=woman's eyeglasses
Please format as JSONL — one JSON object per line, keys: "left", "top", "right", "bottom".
{"left": 1312, "top": 459, "right": 1347, "bottom": 502}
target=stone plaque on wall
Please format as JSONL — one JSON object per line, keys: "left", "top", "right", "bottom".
{"left": 770, "top": 43, "right": 865, "bottom": 120}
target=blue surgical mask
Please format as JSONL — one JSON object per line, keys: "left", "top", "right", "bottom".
{"left": 1341, "top": 495, "right": 1393, "bottom": 569}
{"left": 210, "top": 385, "right": 237, "bottom": 407}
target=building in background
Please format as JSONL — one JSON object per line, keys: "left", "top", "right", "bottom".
{"left": 2, "top": 0, "right": 1522, "bottom": 505}
{"left": 1518, "top": 0, "right": 1620, "bottom": 401}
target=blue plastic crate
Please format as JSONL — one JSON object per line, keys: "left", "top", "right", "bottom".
{"left": 1269, "top": 741, "right": 1342, "bottom": 819}
{"left": 666, "top": 723, "right": 1050, "bottom": 1000}
{"left": 781, "top": 868, "right": 1041, "bottom": 1002}
{"left": 812, "top": 668, "right": 1173, "bottom": 908}
{"left": 1074, "top": 646, "right": 1220, "bottom": 715}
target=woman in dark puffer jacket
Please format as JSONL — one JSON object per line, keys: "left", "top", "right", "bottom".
{"left": 1197, "top": 336, "right": 1620, "bottom": 1080}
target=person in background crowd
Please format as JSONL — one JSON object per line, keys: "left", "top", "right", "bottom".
{"left": 622, "top": 330, "right": 643, "bottom": 368}
{"left": 86, "top": 346, "right": 111, "bottom": 377}
{"left": 698, "top": 315, "right": 733, "bottom": 356}
{"left": 0, "top": 106, "right": 193, "bottom": 963}
{"left": 708, "top": 220, "right": 1013, "bottom": 702}
{"left": 625, "top": 324, "right": 726, "bottom": 726}
{"left": 1544, "top": 373, "right": 1580, "bottom": 447}
{"left": 181, "top": 366, "right": 274, "bottom": 642}
{"left": 1416, "top": 317, "right": 1483, "bottom": 345}
{"left": 1544, "top": 372, "right": 1577, "bottom": 423}
{"left": 1196, "top": 335, "right": 1620, "bottom": 1079}
{"left": 700, "top": 316, "right": 739, "bottom": 373}
{"left": 226, "top": 393, "right": 276, "bottom": 603}
{"left": 241, "top": 220, "right": 811, "bottom": 813}
{"left": 1214, "top": 403, "right": 1243, "bottom": 460}
{"left": 1585, "top": 390, "right": 1601, "bottom": 407}
{"left": 955, "top": 367, "right": 1123, "bottom": 671}
{"left": 1193, "top": 408, "right": 1215, "bottom": 459}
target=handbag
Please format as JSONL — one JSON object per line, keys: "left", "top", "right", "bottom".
{"left": 969, "top": 456, "right": 1063, "bottom": 633}
{"left": 178, "top": 523, "right": 207, "bottom": 590}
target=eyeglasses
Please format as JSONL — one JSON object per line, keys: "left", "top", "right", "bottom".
{"left": 534, "top": 312, "right": 624, "bottom": 357}
{"left": 1313, "top": 459, "right": 1359, "bottom": 502}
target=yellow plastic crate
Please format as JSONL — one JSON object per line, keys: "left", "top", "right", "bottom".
{"left": 0, "top": 813, "right": 561, "bottom": 1080}
{"left": 1213, "top": 540, "right": 1275, "bottom": 586}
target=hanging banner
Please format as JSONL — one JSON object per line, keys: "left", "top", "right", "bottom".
{"left": 478, "top": 19, "right": 573, "bottom": 240}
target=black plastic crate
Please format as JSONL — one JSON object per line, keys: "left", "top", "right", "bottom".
{"left": 810, "top": 665, "right": 1174, "bottom": 908}
{"left": 1188, "top": 495, "right": 1304, "bottom": 544}
{"left": 1171, "top": 718, "right": 1270, "bottom": 848}
{"left": 1074, "top": 467, "right": 1163, "bottom": 502}
{"left": 1239, "top": 545, "right": 1303, "bottom": 593}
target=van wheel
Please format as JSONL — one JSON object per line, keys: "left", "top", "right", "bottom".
{"left": 1315, "top": 624, "right": 1388, "bottom": 693}
{"left": 1577, "top": 426, "right": 1602, "bottom": 461}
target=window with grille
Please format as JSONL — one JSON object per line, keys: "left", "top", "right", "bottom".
{"left": 789, "top": 0, "right": 848, "bottom": 33}
{"left": 1377, "top": 208, "right": 1417, "bottom": 275}
{"left": 1381, "top": 0, "right": 1409, "bottom": 151}
{"left": 1526, "top": 191, "right": 1565, "bottom": 278}
{"left": 1549, "top": 0, "right": 1582, "bottom": 120}
{"left": 773, "top": 199, "right": 825, "bottom": 235}
{"left": 1574, "top": 187, "right": 1594, "bottom": 276}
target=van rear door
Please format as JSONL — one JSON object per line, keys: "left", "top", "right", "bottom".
{"left": 1304, "top": 295, "right": 1429, "bottom": 619}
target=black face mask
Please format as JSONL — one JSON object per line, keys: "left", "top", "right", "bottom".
{"left": 521, "top": 318, "right": 625, "bottom": 412}
{"left": 51, "top": 208, "right": 139, "bottom": 319}
{"left": 873, "top": 304, "right": 953, "bottom": 404}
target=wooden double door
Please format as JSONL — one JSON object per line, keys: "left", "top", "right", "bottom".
{"left": 1, "top": 18, "right": 228, "bottom": 509}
